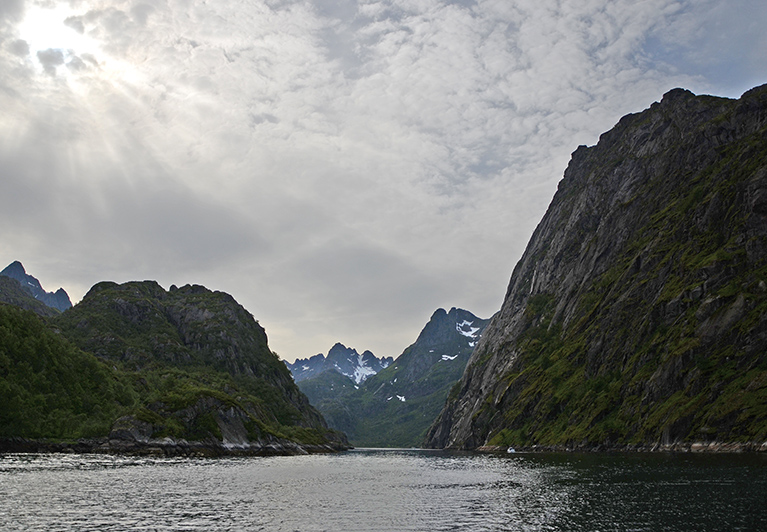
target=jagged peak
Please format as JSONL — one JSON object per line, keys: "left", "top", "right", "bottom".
{"left": 1, "top": 260, "right": 26, "bottom": 276}
{"left": 1, "top": 260, "right": 71, "bottom": 311}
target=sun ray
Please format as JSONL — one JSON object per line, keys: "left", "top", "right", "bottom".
{"left": 16, "top": 2, "right": 101, "bottom": 75}
{"left": 14, "top": 1, "right": 145, "bottom": 94}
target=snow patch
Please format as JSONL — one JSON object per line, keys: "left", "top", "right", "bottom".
{"left": 456, "top": 320, "right": 480, "bottom": 338}
{"left": 352, "top": 353, "right": 376, "bottom": 384}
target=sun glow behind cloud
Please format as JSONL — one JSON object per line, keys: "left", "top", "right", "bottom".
{"left": 14, "top": 1, "right": 141, "bottom": 88}
{"left": 17, "top": 3, "right": 98, "bottom": 72}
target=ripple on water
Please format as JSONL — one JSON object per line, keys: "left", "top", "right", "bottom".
{"left": 1, "top": 450, "right": 766, "bottom": 532}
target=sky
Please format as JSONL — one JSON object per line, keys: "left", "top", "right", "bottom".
{"left": 1, "top": 0, "right": 765, "bottom": 363}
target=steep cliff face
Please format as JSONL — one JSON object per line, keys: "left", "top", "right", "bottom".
{"left": 425, "top": 85, "right": 767, "bottom": 451}
{"left": 0, "top": 276, "right": 60, "bottom": 318}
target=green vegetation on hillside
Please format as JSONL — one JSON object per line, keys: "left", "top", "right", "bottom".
{"left": 0, "top": 304, "right": 137, "bottom": 439}
{"left": 0, "top": 280, "right": 345, "bottom": 451}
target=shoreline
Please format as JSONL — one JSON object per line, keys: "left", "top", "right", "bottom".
{"left": 0, "top": 436, "right": 351, "bottom": 457}
{"left": 476, "top": 441, "right": 767, "bottom": 454}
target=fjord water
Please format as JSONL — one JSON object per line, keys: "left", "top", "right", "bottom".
{"left": 1, "top": 449, "right": 765, "bottom": 531}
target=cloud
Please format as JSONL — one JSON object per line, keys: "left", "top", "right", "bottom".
{"left": 36, "top": 47, "right": 64, "bottom": 74}
{"left": 6, "top": 38, "right": 28, "bottom": 56}
{"left": 0, "top": 0, "right": 765, "bottom": 361}
{"left": 644, "top": 0, "right": 767, "bottom": 97}
{"left": 0, "top": 0, "right": 24, "bottom": 23}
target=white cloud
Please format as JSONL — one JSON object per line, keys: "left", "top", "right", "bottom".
{"left": 0, "top": 0, "right": 765, "bottom": 361}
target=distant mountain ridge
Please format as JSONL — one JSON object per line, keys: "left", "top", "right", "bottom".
{"left": 286, "top": 343, "right": 394, "bottom": 384}
{"left": 0, "top": 261, "right": 72, "bottom": 312}
{"left": 0, "top": 276, "right": 60, "bottom": 318}
{"left": 296, "top": 307, "right": 489, "bottom": 447}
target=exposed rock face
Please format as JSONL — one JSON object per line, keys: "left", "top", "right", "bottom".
{"left": 425, "top": 85, "right": 767, "bottom": 450}
{"left": 380, "top": 307, "right": 489, "bottom": 394}
{"left": 103, "top": 395, "right": 347, "bottom": 456}
{"left": 286, "top": 343, "right": 394, "bottom": 384}
{"left": 0, "top": 261, "right": 72, "bottom": 311}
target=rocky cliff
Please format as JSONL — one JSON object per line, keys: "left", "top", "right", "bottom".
{"left": 425, "top": 85, "right": 767, "bottom": 451}
{"left": 56, "top": 281, "right": 282, "bottom": 377}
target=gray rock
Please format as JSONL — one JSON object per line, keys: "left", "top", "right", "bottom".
{"left": 425, "top": 84, "right": 767, "bottom": 451}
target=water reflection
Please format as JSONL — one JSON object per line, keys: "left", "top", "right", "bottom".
{"left": 0, "top": 450, "right": 765, "bottom": 531}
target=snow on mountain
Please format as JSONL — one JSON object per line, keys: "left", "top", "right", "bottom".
{"left": 456, "top": 319, "right": 481, "bottom": 344}
{"left": 285, "top": 343, "right": 393, "bottom": 384}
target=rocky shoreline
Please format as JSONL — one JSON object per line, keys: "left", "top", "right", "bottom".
{"left": 0, "top": 436, "right": 351, "bottom": 457}
{"left": 477, "top": 441, "right": 767, "bottom": 454}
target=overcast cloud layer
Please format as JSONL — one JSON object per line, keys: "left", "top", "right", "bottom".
{"left": 1, "top": 0, "right": 765, "bottom": 362}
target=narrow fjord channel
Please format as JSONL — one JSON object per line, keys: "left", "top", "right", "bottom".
{"left": 2, "top": 449, "right": 765, "bottom": 531}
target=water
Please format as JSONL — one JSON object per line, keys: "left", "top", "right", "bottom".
{"left": 1, "top": 449, "right": 765, "bottom": 531}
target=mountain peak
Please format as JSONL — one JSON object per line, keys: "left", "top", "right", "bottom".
{"left": 286, "top": 344, "right": 393, "bottom": 384}
{"left": 0, "top": 261, "right": 72, "bottom": 312}
{"left": 2, "top": 260, "right": 26, "bottom": 276}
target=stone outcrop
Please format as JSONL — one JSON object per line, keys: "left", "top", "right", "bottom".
{"left": 425, "top": 85, "right": 767, "bottom": 451}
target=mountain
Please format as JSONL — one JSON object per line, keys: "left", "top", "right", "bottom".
{"left": 297, "top": 307, "right": 489, "bottom": 447}
{"left": 425, "top": 85, "right": 767, "bottom": 452}
{"left": 0, "top": 276, "right": 60, "bottom": 318}
{"left": 2, "top": 279, "right": 348, "bottom": 454}
{"left": 286, "top": 343, "right": 393, "bottom": 384}
{"left": 0, "top": 261, "right": 72, "bottom": 312}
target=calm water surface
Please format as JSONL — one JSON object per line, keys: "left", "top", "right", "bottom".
{"left": 1, "top": 448, "right": 765, "bottom": 531}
